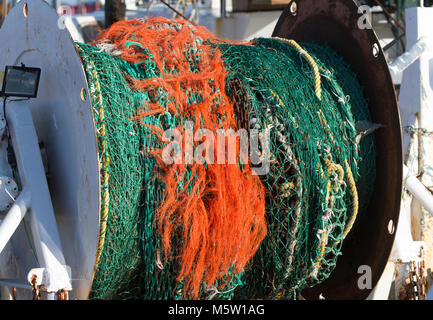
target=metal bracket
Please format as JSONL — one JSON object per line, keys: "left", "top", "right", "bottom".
{"left": 0, "top": 176, "right": 19, "bottom": 212}
{"left": 27, "top": 267, "right": 72, "bottom": 293}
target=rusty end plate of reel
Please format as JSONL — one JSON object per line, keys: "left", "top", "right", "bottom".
{"left": 272, "top": 0, "right": 403, "bottom": 299}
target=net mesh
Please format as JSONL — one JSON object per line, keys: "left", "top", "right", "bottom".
{"left": 217, "top": 38, "right": 375, "bottom": 299}
{"left": 75, "top": 17, "right": 375, "bottom": 300}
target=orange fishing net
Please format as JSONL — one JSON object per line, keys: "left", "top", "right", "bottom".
{"left": 97, "top": 17, "right": 267, "bottom": 298}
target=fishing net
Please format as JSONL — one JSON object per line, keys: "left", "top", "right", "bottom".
{"left": 217, "top": 38, "right": 375, "bottom": 299}
{"left": 75, "top": 17, "right": 375, "bottom": 300}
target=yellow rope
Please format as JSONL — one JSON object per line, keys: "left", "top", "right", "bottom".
{"left": 273, "top": 82, "right": 358, "bottom": 278}
{"left": 311, "top": 158, "right": 344, "bottom": 274}
{"left": 263, "top": 58, "right": 357, "bottom": 286}
{"left": 318, "top": 109, "right": 359, "bottom": 240}
{"left": 342, "top": 159, "right": 359, "bottom": 239}
{"left": 313, "top": 233, "right": 327, "bottom": 272}
{"left": 90, "top": 66, "right": 111, "bottom": 270}
{"left": 272, "top": 37, "right": 322, "bottom": 100}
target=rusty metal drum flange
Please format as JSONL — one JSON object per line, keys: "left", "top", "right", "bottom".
{"left": 273, "top": 0, "right": 403, "bottom": 299}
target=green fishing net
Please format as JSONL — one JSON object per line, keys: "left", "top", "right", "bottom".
{"left": 217, "top": 38, "right": 375, "bottom": 299}
{"left": 75, "top": 29, "right": 375, "bottom": 300}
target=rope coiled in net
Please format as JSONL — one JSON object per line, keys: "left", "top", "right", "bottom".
{"left": 75, "top": 17, "right": 376, "bottom": 300}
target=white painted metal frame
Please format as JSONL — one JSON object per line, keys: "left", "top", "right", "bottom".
{"left": 0, "top": 189, "right": 30, "bottom": 255}
{"left": 370, "top": 6, "right": 433, "bottom": 300}
{"left": 0, "top": 0, "right": 101, "bottom": 300}
{"left": 0, "top": 101, "right": 72, "bottom": 295}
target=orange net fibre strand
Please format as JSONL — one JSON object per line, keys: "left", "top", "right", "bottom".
{"left": 98, "top": 17, "right": 267, "bottom": 298}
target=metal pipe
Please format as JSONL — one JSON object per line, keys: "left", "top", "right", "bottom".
{"left": 396, "top": 0, "right": 402, "bottom": 54}
{"left": 0, "top": 189, "right": 30, "bottom": 255}
{"left": 372, "top": 0, "right": 405, "bottom": 32}
{"left": 221, "top": 0, "right": 226, "bottom": 18}
{"left": 160, "top": 0, "right": 195, "bottom": 24}
{"left": 383, "top": 32, "right": 406, "bottom": 52}
{"left": 388, "top": 36, "right": 433, "bottom": 79}
{"left": 404, "top": 165, "right": 433, "bottom": 216}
